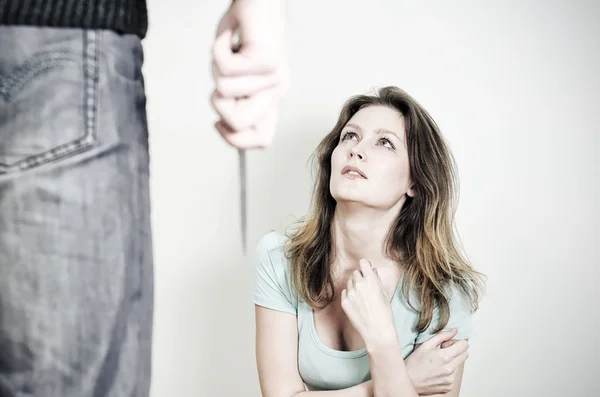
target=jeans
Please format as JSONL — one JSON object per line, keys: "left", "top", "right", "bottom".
{"left": 0, "top": 26, "right": 153, "bottom": 397}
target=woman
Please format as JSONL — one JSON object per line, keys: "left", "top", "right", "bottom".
{"left": 253, "top": 86, "right": 485, "bottom": 397}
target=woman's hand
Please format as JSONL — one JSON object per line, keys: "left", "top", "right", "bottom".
{"left": 341, "top": 259, "right": 397, "bottom": 348}
{"left": 405, "top": 329, "right": 470, "bottom": 395}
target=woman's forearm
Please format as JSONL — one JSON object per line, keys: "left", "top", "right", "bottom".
{"left": 292, "top": 381, "right": 373, "bottom": 397}
{"left": 365, "top": 332, "right": 419, "bottom": 397}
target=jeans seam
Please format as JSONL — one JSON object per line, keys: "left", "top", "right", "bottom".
{"left": 0, "top": 52, "right": 76, "bottom": 102}
{"left": 0, "top": 30, "right": 100, "bottom": 172}
{"left": 83, "top": 29, "right": 100, "bottom": 150}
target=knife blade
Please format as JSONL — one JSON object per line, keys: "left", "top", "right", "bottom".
{"left": 239, "top": 148, "right": 247, "bottom": 255}
{"left": 230, "top": 28, "right": 247, "bottom": 255}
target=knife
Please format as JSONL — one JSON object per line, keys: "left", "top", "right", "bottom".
{"left": 230, "top": 28, "right": 248, "bottom": 255}
{"left": 238, "top": 147, "right": 247, "bottom": 255}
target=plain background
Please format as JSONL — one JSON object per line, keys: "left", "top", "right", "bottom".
{"left": 142, "top": 1, "right": 599, "bottom": 396}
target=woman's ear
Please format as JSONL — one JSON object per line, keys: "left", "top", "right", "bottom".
{"left": 406, "top": 183, "right": 416, "bottom": 198}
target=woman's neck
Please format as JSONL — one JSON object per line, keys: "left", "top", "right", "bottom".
{"left": 331, "top": 203, "right": 398, "bottom": 272}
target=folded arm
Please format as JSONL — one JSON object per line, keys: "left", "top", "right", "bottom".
{"left": 255, "top": 305, "right": 374, "bottom": 397}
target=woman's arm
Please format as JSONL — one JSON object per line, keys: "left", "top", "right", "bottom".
{"left": 255, "top": 305, "right": 373, "bottom": 397}
{"left": 337, "top": 260, "right": 420, "bottom": 397}
{"left": 338, "top": 261, "right": 472, "bottom": 397}
{"left": 256, "top": 303, "right": 467, "bottom": 397}
{"left": 367, "top": 335, "right": 467, "bottom": 397}
{"left": 365, "top": 332, "right": 419, "bottom": 397}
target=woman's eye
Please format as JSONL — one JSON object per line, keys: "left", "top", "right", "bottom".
{"left": 342, "top": 131, "right": 358, "bottom": 140}
{"left": 378, "top": 137, "right": 395, "bottom": 149}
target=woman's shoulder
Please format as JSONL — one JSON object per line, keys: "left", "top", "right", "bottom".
{"left": 253, "top": 230, "right": 298, "bottom": 313}
{"left": 254, "top": 230, "right": 294, "bottom": 280}
{"left": 411, "top": 281, "right": 477, "bottom": 343}
{"left": 255, "top": 230, "right": 290, "bottom": 265}
{"left": 256, "top": 230, "right": 289, "bottom": 251}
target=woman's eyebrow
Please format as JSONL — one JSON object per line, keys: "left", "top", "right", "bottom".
{"left": 344, "top": 123, "right": 403, "bottom": 142}
{"left": 345, "top": 123, "right": 362, "bottom": 131}
{"left": 375, "top": 128, "right": 402, "bottom": 141}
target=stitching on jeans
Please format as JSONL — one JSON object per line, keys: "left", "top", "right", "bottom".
{"left": 0, "top": 52, "right": 76, "bottom": 102}
{"left": 0, "top": 31, "right": 100, "bottom": 172}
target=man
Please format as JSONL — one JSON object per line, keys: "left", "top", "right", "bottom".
{"left": 0, "top": 0, "right": 289, "bottom": 396}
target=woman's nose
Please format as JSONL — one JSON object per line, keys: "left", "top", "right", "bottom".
{"left": 349, "top": 146, "right": 364, "bottom": 160}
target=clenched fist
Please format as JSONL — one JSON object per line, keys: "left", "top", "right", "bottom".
{"left": 211, "top": 0, "right": 290, "bottom": 149}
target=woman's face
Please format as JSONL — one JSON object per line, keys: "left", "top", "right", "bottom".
{"left": 330, "top": 105, "right": 414, "bottom": 210}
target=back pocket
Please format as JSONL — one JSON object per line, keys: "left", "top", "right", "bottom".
{"left": 0, "top": 30, "right": 100, "bottom": 174}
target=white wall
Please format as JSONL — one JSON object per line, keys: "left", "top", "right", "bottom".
{"left": 143, "top": 1, "right": 600, "bottom": 396}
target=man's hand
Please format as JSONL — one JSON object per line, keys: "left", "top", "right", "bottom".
{"left": 211, "top": 0, "right": 290, "bottom": 149}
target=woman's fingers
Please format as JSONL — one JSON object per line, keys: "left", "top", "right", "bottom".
{"left": 443, "top": 339, "right": 469, "bottom": 362}
{"left": 441, "top": 339, "right": 457, "bottom": 349}
{"left": 446, "top": 350, "right": 469, "bottom": 374}
{"left": 358, "top": 258, "right": 375, "bottom": 279}
{"left": 422, "top": 328, "right": 458, "bottom": 349}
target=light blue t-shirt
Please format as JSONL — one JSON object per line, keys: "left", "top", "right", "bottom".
{"left": 253, "top": 231, "right": 474, "bottom": 391}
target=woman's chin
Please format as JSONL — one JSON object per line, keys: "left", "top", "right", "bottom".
{"left": 333, "top": 197, "right": 372, "bottom": 209}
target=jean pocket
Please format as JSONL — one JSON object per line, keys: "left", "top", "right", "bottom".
{"left": 0, "top": 30, "right": 100, "bottom": 174}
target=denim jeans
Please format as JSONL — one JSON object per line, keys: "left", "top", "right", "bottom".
{"left": 0, "top": 26, "right": 153, "bottom": 397}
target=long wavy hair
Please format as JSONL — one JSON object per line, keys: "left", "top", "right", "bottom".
{"left": 284, "top": 86, "right": 485, "bottom": 333}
